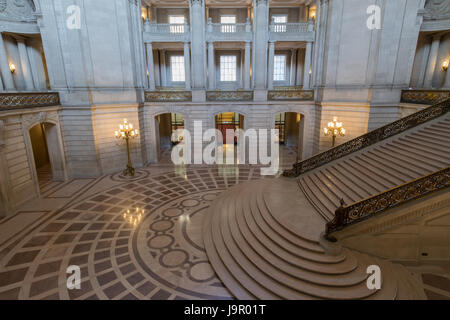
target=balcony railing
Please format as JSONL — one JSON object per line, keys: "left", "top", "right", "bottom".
{"left": 206, "top": 19, "right": 252, "bottom": 42}
{"left": 268, "top": 87, "right": 314, "bottom": 101}
{"left": 401, "top": 89, "right": 450, "bottom": 105}
{"left": 143, "top": 21, "right": 190, "bottom": 42}
{"left": 269, "top": 21, "right": 315, "bottom": 42}
{"left": 0, "top": 92, "right": 60, "bottom": 111}
{"left": 145, "top": 90, "right": 192, "bottom": 102}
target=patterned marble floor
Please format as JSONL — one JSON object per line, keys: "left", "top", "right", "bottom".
{"left": 1, "top": 148, "right": 449, "bottom": 300}
{"left": 0, "top": 164, "right": 278, "bottom": 300}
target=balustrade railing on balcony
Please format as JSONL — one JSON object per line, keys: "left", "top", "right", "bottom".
{"left": 206, "top": 19, "right": 252, "bottom": 42}
{"left": 143, "top": 21, "right": 190, "bottom": 42}
{"left": 0, "top": 92, "right": 60, "bottom": 111}
{"left": 269, "top": 21, "right": 315, "bottom": 42}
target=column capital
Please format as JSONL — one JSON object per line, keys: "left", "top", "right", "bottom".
{"left": 189, "top": 0, "right": 203, "bottom": 6}
{"left": 255, "top": 0, "right": 269, "bottom": 6}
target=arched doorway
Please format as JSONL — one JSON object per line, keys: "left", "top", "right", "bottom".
{"left": 215, "top": 112, "right": 244, "bottom": 145}
{"left": 275, "top": 112, "right": 304, "bottom": 166}
{"left": 155, "top": 113, "right": 185, "bottom": 163}
{"left": 28, "top": 122, "right": 66, "bottom": 192}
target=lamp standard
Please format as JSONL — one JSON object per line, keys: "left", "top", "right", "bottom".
{"left": 115, "top": 118, "right": 139, "bottom": 176}
{"left": 324, "top": 116, "right": 345, "bottom": 147}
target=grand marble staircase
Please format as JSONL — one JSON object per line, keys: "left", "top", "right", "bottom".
{"left": 203, "top": 101, "right": 449, "bottom": 300}
{"left": 203, "top": 179, "right": 427, "bottom": 299}
{"left": 300, "top": 114, "right": 450, "bottom": 220}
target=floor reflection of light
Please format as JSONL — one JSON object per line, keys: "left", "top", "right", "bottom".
{"left": 123, "top": 207, "right": 144, "bottom": 228}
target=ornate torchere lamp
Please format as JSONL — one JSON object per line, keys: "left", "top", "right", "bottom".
{"left": 324, "top": 116, "right": 345, "bottom": 147}
{"left": 115, "top": 118, "right": 139, "bottom": 176}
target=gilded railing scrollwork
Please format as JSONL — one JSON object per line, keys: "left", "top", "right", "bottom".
{"left": 283, "top": 98, "right": 450, "bottom": 177}
{"left": 325, "top": 167, "right": 450, "bottom": 235}
{"left": 145, "top": 90, "right": 192, "bottom": 102}
{"left": 0, "top": 92, "right": 60, "bottom": 111}
{"left": 401, "top": 89, "right": 450, "bottom": 105}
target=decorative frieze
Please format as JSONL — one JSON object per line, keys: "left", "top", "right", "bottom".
{"left": 206, "top": 91, "right": 253, "bottom": 102}
{"left": 145, "top": 90, "right": 192, "bottom": 102}
{"left": 0, "top": 92, "right": 60, "bottom": 110}
{"left": 401, "top": 89, "right": 450, "bottom": 105}
{"left": 268, "top": 88, "right": 314, "bottom": 101}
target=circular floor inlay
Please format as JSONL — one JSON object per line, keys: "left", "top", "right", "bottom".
{"left": 148, "top": 235, "right": 174, "bottom": 249}
{"left": 188, "top": 262, "right": 216, "bottom": 282}
{"left": 160, "top": 249, "right": 188, "bottom": 268}
{"left": 181, "top": 199, "right": 199, "bottom": 207}
{"left": 150, "top": 220, "right": 173, "bottom": 232}
{"left": 163, "top": 208, "right": 183, "bottom": 217}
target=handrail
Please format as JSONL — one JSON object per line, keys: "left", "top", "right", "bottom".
{"left": 283, "top": 98, "right": 450, "bottom": 177}
{"left": 269, "top": 22, "right": 312, "bottom": 33}
{"left": 325, "top": 167, "right": 450, "bottom": 236}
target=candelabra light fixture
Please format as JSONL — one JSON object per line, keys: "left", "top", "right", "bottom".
{"left": 324, "top": 116, "right": 345, "bottom": 147}
{"left": 115, "top": 118, "right": 139, "bottom": 176}
{"left": 9, "top": 63, "right": 16, "bottom": 74}
{"left": 442, "top": 60, "right": 449, "bottom": 72}
{"left": 123, "top": 207, "right": 144, "bottom": 228}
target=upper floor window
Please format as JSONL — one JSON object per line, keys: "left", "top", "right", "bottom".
{"left": 273, "top": 55, "right": 286, "bottom": 81}
{"left": 170, "top": 55, "right": 185, "bottom": 82}
{"left": 169, "top": 15, "right": 185, "bottom": 33}
{"left": 272, "top": 15, "right": 287, "bottom": 32}
{"left": 220, "top": 15, "right": 236, "bottom": 33}
{"left": 220, "top": 55, "right": 237, "bottom": 82}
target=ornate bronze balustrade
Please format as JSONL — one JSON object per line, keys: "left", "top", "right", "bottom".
{"left": 283, "top": 98, "right": 450, "bottom": 177}
{"left": 268, "top": 88, "right": 313, "bottom": 101}
{"left": 145, "top": 90, "right": 192, "bottom": 102}
{"left": 206, "top": 90, "right": 253, "bottom": 102}
{"left": 0, "top": 92, "right": 60, "bottom": 111}
{"left": 401, "top": 89, "right": 450, "bottom": 105}
{"left": 325, "top": 167, "right": 450, "bottom": 235}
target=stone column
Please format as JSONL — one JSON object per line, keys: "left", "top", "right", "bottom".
{"left": 253, "top": 0, "right": 269, "bottom": 89}
{"left": 296, "top": 48, "right": 304, "bottom": 86}
{"left": 184, "top": 42, "right": 191, "bottom": 90}
{"left": 189, "top": 0, "right": 206, "bottom": 89}
{"left": 27, "top": 45, "right": 41, "bottom": 90}
{"left": 207, "top": 41, "right": 214, "bottom": 89}
{"left": 146, "top": 42, "right": 156, "bottom": 90}
{"left": 303, "top": 41, "right": 312, "bottom": 89}
{"left": 160, "top": 49, "right": 166, "bottom": 86}
{"left": 267, "top": 41, "right": 275, "bottom": 90}
{"left": 17, "top": 38, "right": 34, "bottom": 90}
{"left": 290, "top": 49, "right": 297, "bottom": 85}
{"left": 243, "top": 41, "right": 251, "bottom": 89}
{"left": 0, "top": 33, "right": 15, "bottom": 90}
{"left": 424, "top": 34, "right": 441, "bottom": 88}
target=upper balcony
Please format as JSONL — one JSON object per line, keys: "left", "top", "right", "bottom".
{"left": 206, "top": 18, "right": 253, "bottom": 43}
{"left": 143, "top": 21, "right": 190, "bottom": 42}
{"left": 268, "top": 20, "right": 315, "bottom": 42}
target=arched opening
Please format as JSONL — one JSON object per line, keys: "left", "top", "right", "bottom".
{"left": 154, "top": 113, "right": 185, "bottom": 163}
{"left": 215, "top": 112, "right": 244, "bottom": 145}
{"left": 29, "top": 122, "right": 65, "bottom": 190}
{"left": 275, "top": 112, "right": 304, "bottom": 166}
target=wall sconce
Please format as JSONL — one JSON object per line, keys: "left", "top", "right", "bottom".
{"left": 442, "top": 60, "right": 449, "bottom": 72}
{"left": 115, "top": 118, "right": 139, "bottom": 176}
{"left": 9, "top": 63, "right": 16, "bottom": 74}
{"left": 324, "top": 116, "right": 345, "bottom": 147}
